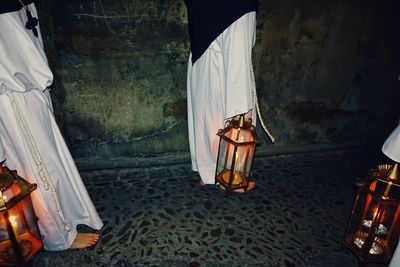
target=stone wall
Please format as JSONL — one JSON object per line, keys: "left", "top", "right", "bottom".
{"left": 37, "top": 0, "right": 400, "bottom": 160}
{"left": 255, "top": 0, "right": 400, "bottom": 145}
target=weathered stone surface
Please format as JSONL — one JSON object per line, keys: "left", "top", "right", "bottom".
{"left": 36, "top": 0, "right": 400, "bottom": 160}
{"left": 255, "top": 0, "right": 400, "bottom": 144}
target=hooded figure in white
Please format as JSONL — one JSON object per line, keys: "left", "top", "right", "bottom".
{"left": 385, "top": 122, "right": 400, "bottom": 267}
{"left": 0, "top": 2, "right": 102, "bottom": 250}
{"left": 185, "top": 0, "right": 260, "bottom": 189}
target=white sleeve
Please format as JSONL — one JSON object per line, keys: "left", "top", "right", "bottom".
{"left": 0, "top": 3, "right": 53, "bottom": 93}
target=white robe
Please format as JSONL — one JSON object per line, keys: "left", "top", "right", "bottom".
{"left": 384, "top": 122, "right": 400, "bottom": 267}
{"left": 390, "top": 245, "right": 400, "bottom": 267}
{"left": 187, "top": 12, "right": 257, "bottom": 184}
{"left": 383, "top": 122, "right": 400, "bottom": 163}
{"left": 0, "top": 4, "right": 103, "bottom": 250}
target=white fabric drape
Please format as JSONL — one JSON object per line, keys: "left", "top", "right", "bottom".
{"left": 187, "top": 12, "right": 257, "bottom": 184}
{"left": 382, "top": 122, "right": 400, "bottom": 163}
{"left": 389, "top": 243, "right": 400, "bottom": 267}
{"left": 0, "top": 4, "right": 103, "bottom": 250}
{"left": 0, "top": 136, "right": 5, "bottom": 162}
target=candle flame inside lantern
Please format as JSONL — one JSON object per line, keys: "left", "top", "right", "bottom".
{"left": 373, "top": 209, "right": 378, "bottom": 218}
{"left": 8, "top": 216, "right": 17, "bottom": 230}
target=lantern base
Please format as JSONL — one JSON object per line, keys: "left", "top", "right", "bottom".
{"left": 0, "top": 232, "right": 43, "bottom": 266}
{"left": 342, "top": 232, "right": 391, "bottom": 264}
{"left": 215, "top": 170, "right": 251, "bottom": 192}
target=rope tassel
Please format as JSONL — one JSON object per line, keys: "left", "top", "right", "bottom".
{"left": 251, "top": 66, "right": 275, "bottom": 144}
{"left": 5, "top": 89, "right": 71, "bottom": 232}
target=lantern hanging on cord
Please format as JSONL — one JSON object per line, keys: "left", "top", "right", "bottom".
{"left": 215, "top": 114, "right": 259, "bottom": 192}
{"left": 0, "top": 161, "right": 43, "bottom": 266}
{"left": 342, "top": 163, "right": 400, "bottom": 265}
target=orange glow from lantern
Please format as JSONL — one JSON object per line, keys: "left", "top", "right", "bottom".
{"left": 215, "top": 115, "right": 258, "bottom": 192}
{"left": 0, "top": 165, "right": 43, "bottom": 265}
{"left": 342, "top": 164, "right": 400, "bottom": 263}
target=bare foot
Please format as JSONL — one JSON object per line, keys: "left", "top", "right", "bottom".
{"left": 70, "top": 232, "right": 99, "bottom": 249}
{"left": 219, "top": 181, "right": 255, "bottom": 193}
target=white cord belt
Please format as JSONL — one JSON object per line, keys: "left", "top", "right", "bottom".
{"left": 5, "top": 89, "right": 71, "bottom": 232}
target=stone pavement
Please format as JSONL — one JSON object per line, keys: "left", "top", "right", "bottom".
{"left": 30, "top": 146, "right": 389, "bottom": 267}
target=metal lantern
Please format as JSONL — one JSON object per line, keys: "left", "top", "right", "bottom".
{"left": 0, "top": 161, "right": 43, "bottom": 266}
{"left": 215, "top": 114, "right": 259, "bottom": 192}
{"left": 342, "top": 163, "right": 400, "bottom": 265}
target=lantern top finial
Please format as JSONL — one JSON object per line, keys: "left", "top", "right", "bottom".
{"left": 387, "top": 163, "right": 399, "bottom": 182}
{"left": 239, "top": 114, "right": 245, "bottom": 128}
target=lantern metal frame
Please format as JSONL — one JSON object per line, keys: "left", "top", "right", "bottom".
{"left": 0, "top": 162, "right": 43, "bottom": 266}
{"left": 214, "top": 115, "right": 259, "bottom": 193}
{"left": 342, "top": 164, "right": 400, "bottom": 265}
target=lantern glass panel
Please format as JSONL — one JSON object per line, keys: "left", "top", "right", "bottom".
{"left": 216, "top": 130, "right": 256, "bottom": 187}
{"left": 19, "top": 197, "right": 41, "bottom": 240}
{"left": 243, "top": 144, "right": 254, "bottom": 177}
{"left": 0, "top": 198, "right": 42, "bottom": 265}
{"left": 2, "top": 185, "right": 17, "bottom": 206}
{"left": 216, "top": 137, "right": 229, "bottom": 177}
{"left": 226, "top": 127, "right": 254, "bottom": 143}
{"left": 0, "top": 215, "right": 10, "bottom": 242}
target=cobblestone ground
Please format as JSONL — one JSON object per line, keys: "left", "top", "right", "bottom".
{"left": 30, "top": 147, "right": 388, "bottom": 267}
